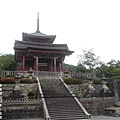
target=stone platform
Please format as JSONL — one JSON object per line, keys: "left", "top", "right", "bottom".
{"left": 105, "top": 107, "right": 120, "bottom": 117}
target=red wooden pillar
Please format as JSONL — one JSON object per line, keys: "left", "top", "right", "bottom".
{"left": 54, "top": 57, "right": 56, "bottom": 72}
{"left": 22, "top": 56, "right": 25, "bottom": 71}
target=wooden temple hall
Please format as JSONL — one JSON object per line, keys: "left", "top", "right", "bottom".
{"left": 14, "top": 13, "right": 74, "bottom": 72}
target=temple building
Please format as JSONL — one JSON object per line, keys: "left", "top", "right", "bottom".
{"left": 14, "top": 13, "right": 74, "bottom": 72}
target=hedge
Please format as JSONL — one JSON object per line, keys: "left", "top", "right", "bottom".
{"left": 63, "top": 78, "right": 83, "bottom": 84}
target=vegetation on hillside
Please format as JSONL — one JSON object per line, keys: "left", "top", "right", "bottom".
{"left": 64, "top": 49, "right": 120, "bottom": 79}
{"left": 0, "top": 53, "right": 16, "bottom": 72}
{"left": 64, "top": 48, "right": 120, "bottom": 92}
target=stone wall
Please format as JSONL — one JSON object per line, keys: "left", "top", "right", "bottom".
{"left": 2, "top": 99, "right": 43, "bottom": 119}
{"left": 68, "top": 84, "right": 115, "bottom": 115}
{"left": 2, "top": 83, "right": 115, "bottom": 118}
{"left": 68, "top": 84, "right": 103, "bottom": 95}
{"left": 80, "top": 97, "right": 115, "bottom": 115}
{"left": 2, "top": 83, "right": 38, "bottom": 100}
{"left": 2, "top": 84, "right": 43, "bottom": 119}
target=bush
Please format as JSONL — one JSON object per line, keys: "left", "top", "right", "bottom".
{"left": 5, "top": 77, "right": 15, "bottom": 84}
{"left": 107, "top": 76, "right": 120, "bottom": 93}
{"left": 63, "top": 78, "right": 83, "bottom": 84}
{"left": 28, "top": 92, "right": 34, "bottom": 99}
{"left": 93, "top": 79, "right": 102, "bottom": 84}
{"left": 86, "top": 94, "right": 91, "bottom": 98}
{"left": 20, "top": 78, "right": 34, "bottom": 83}
{"left": 0, "top": 76, "right": 16, "bottom": 84}
{"left": 77, "top": 93, "right": 83, "bottom": 99}
{"left": 0, "top": 77, "right": 5, "bottom": 83}
{"left": 5, "top": 75, "right": 14, "bottom": 77}
{"left": 20, "top": 78, "right": 36, "bottom": 83}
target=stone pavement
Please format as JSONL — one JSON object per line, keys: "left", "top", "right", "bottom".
{"left": 91, "top": 116, "right": 120, "bottom": 120}
{"left": 8, "top": 116, "right": 120, "bottom": 120}
{"left": 9, "top": 118, "right": 44, "bottom": 120}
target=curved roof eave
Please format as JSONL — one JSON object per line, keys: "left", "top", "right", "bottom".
{"left": 23, "top": 32, "right": 56, "bottom": 40}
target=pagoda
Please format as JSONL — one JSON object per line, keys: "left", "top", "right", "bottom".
{"left": 14, "top": 13, "right": 74, "bottom": 72}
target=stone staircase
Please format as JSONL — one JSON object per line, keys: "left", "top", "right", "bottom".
{"left": 39, "top": 77, "right": 90, "bottom": 120}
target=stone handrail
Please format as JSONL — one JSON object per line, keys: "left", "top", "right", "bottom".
{"left": 3, "top": 99, "right": 41, "bottom": 105}
{"left": 36, "top": 71, "right": 61, "bottom": 77}
{"left": 2, "top": 70, "right": 31, "bottom": 76}
{"left": 80, "top": 97, "right": 114, "bottom": 102}
{"left": 36, "top": 77, "right": 51, "bottom": 120}
{"left": 71, "top": 72, "right": 95, "bottom": 78}
{"left": 59, "top": 77, "right": 91, "bottom": 118}
{"left": 2, "top": 71, "right": 95, "bottom": 79}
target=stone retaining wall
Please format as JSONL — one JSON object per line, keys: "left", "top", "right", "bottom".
{"left": 80, "top": 97, "right": 115, "bottom": 115}
{"left": 68, "top": 84, "right": 103, "bottom": 95}
{"left": 2, "top": 84, "right": 38, "bottom": 100}
{"left": 2, "top": 99, "right": 43, "bottom": 119}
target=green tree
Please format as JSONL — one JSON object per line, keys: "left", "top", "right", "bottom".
{"left": 115, "top": 60, "right": 120, "bottom": 68}
{"left": 107, "top": 59, "right": 116, "bottom": 67}
{"left": 77, "top": 48, "right": 102, "bottom": 71}
{"left": 111, "top": 67, "right": 120, "bottom": 76}
{"left": 107, "top": 76, "right": 120, "bottom": 93}
{"left": 64, "top": 63, "right": 76, "bottom": 72}
{"left": 95, "top": 63, "right": 108, "bottom": 78}
{"left": 75, "top": 64, "right": 91, "bottom": 73}
{"left": 0, "top": 53, "right": 16, "bottom": 71}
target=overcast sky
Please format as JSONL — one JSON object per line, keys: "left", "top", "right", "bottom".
{"left": 0, "top": 0, "right": 120, "bottom": 66}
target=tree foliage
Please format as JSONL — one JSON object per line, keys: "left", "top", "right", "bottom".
{"left": 95, "top": 59, "right": 120, "bottom": 79}
{"left": 0, "top": 53, "right": 16, "bottom": 71}
{"left": 77, "top": 48, "right": 102, "bottom": 70}
{"left": 75, "top": 64, "right": 91, "bottom": 73}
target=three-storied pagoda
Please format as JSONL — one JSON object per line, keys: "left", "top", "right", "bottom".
{"left": 14, "top": 13, "right": 74, "bottom": 72}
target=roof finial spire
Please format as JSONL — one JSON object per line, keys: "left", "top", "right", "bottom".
{"left": 36, "top": 12, "right": 40, "bottom": 33}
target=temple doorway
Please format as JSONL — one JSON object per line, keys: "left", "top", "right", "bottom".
{"left": 25, "top": 60, "right": 34, "bottom": 71}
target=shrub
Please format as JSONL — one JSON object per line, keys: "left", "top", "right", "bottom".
{"left": 0, "top": 76, "right": 15, "bottom": 84}
{"left": 0, "top": 76, "right": 5, "bottom": 83}
{"left": 93, "top": 79, "right": 102, "bottom": 84}
{"left": 77, "top": 93, "right": 83, "bottom": 99}
{"left": 5, "top": 77, "right": 15, "bottom": 84}
{"left": 107, "top": 76, "right": 120, "bottom": 93}
{"left": 86, "top": 94, "right": 91, "bottom": 98}
{"left": 28, "top": 92, "right": 34, "bottom": 99}
{"left": 20, "top": 78, "right": 37, "bottom": 83}
{"left": 63, "top": 78, "right": 83, "bottom": 84}
{"left": 20, "top": 78, "right": 35, "bottom": 83}
{"left": 5, "top": 75, "right": 14, "bottom": 77}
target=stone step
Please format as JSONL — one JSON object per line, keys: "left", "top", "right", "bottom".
{"left": 39, "top": 77, "right": 89, "bottom": 119}
{"left": 50, "top": 115, "right": 89, "bottom": 120}
{"left": 49, "top": 111, "right": 85, "bottom": 116}
{"left": 48, "top": 107, "right": 84, "bottom": 111}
